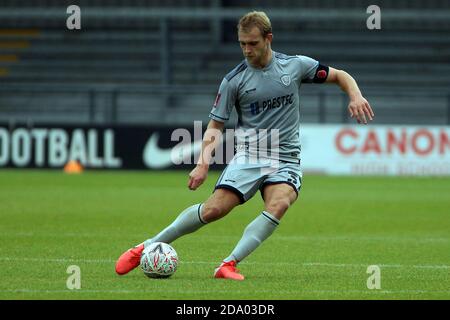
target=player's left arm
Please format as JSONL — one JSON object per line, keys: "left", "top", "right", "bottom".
{"left": 325, "top": 67, "right": 375, "bottom": 124}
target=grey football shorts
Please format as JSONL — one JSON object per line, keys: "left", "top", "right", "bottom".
{"left": 214, "top": 153, "right": 303, "bottom": 204}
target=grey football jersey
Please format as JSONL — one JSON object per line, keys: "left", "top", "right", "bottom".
{"left": 209, "top": 51, "right": 326, "bottom": 163}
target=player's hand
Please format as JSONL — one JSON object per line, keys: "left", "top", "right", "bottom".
{"left": 348, "top": 96, "right": 374, "bottom": 124}
{"left": 188, "top": 165, "right": 208, "bottom": 190}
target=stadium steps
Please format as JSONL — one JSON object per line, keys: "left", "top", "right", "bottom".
{"left": 212, "top": 44, "right": 450, "bottom": 62}
{"left": 0, "top": 0, "right": 212, "bottom": 7}
{"left": 1, "top": 22, "right": 448, "bottom": 125}
{"left": 1, "top": 25, "right": 448, "bottom": 87}
{"left": 171, "top": 65, "right": 450, "bottom": 88}
{"left": 225, "top": 0, "right": 450, "bottom": 9}
{"left": 0, "top": 29, "right": 210, "bottom": 84}
{"left": 0, "top": 28, "right": 41, "bottom": 79}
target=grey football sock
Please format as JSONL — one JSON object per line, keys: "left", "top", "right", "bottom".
{"left": 223, "top": 211, "right": 280, "bottom": 263}
{"left": 144, "top": 203, "right": 207, "bottom": 247}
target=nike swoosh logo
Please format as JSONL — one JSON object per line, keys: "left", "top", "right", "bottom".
{"left": 143, "top": 133, "right": 204, "bottom": 169}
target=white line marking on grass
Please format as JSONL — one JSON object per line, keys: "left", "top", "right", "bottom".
{"left": 1, "top": 289, "right": 449, "bottom": 295}
{"left": 274, "top": 235, "right": 450, "bottom": 244}
{"left": 0, "top": 257, "right": 448, "bottom": 270}
{"left": 300, "top": 262, "right": 450, "bottom": 269}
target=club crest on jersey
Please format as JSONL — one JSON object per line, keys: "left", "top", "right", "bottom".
{"left": 281, "top": 75, "right": 291, "bottom": 86}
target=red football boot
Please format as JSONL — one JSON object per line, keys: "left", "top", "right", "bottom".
{"left": 115, "top": 244, "right": 144, "bottom": 275}
{"left": 214, "top": 260, "right": 245, "bottom": 281}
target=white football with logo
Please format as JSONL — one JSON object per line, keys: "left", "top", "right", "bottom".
{"left": 140, "top": 242, "right": 178, "bottom": 278}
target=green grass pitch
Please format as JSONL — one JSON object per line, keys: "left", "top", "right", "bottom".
{"left": 0, "top": 169, "right": 449, "bottom": 300}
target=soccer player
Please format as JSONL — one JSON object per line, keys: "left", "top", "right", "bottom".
{"left": 115, "top": 11, "right": 374, "bottom": 280}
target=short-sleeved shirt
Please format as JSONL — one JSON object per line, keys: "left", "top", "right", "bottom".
{"left": 209, "top": 51, "right": 328, "bottom": 163}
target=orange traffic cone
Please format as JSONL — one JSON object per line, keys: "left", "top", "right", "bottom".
{"left": 64, "top": 160, "right": 83, "bottom": 174}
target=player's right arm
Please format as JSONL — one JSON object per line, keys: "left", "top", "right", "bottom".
{"left": 188, "top": 72, "right": 237, "bottom": 190}
{"left": 188, "top": 119, "right": 224, "bottom": 190}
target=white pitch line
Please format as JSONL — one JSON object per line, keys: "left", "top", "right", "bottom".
{"left": 0, "top": 257, "right": 448, "bottom": 270}
{"left": 300, "top": 262, "right": 450, "bottom": 269}
{"left": 0, "top": 289, "right": 449, "bottom": 295}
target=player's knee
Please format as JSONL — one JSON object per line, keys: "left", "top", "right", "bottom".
{"left": 265, "top": 198, "right": 290, "bottom": 217}
{"left": 201, "top": 203, "right": 226, "bottom": 223}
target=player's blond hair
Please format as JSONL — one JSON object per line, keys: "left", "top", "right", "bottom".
{"left": 237, "top": 11, "right": 272, "bottom": 38}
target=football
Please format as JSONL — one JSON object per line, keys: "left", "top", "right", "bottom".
{"left": 140, "top": 242, "right": 178, "bottom": 278}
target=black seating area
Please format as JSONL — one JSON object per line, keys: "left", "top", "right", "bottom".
{"left": 0, "top": 0, "right": 449, "bottom": 125}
